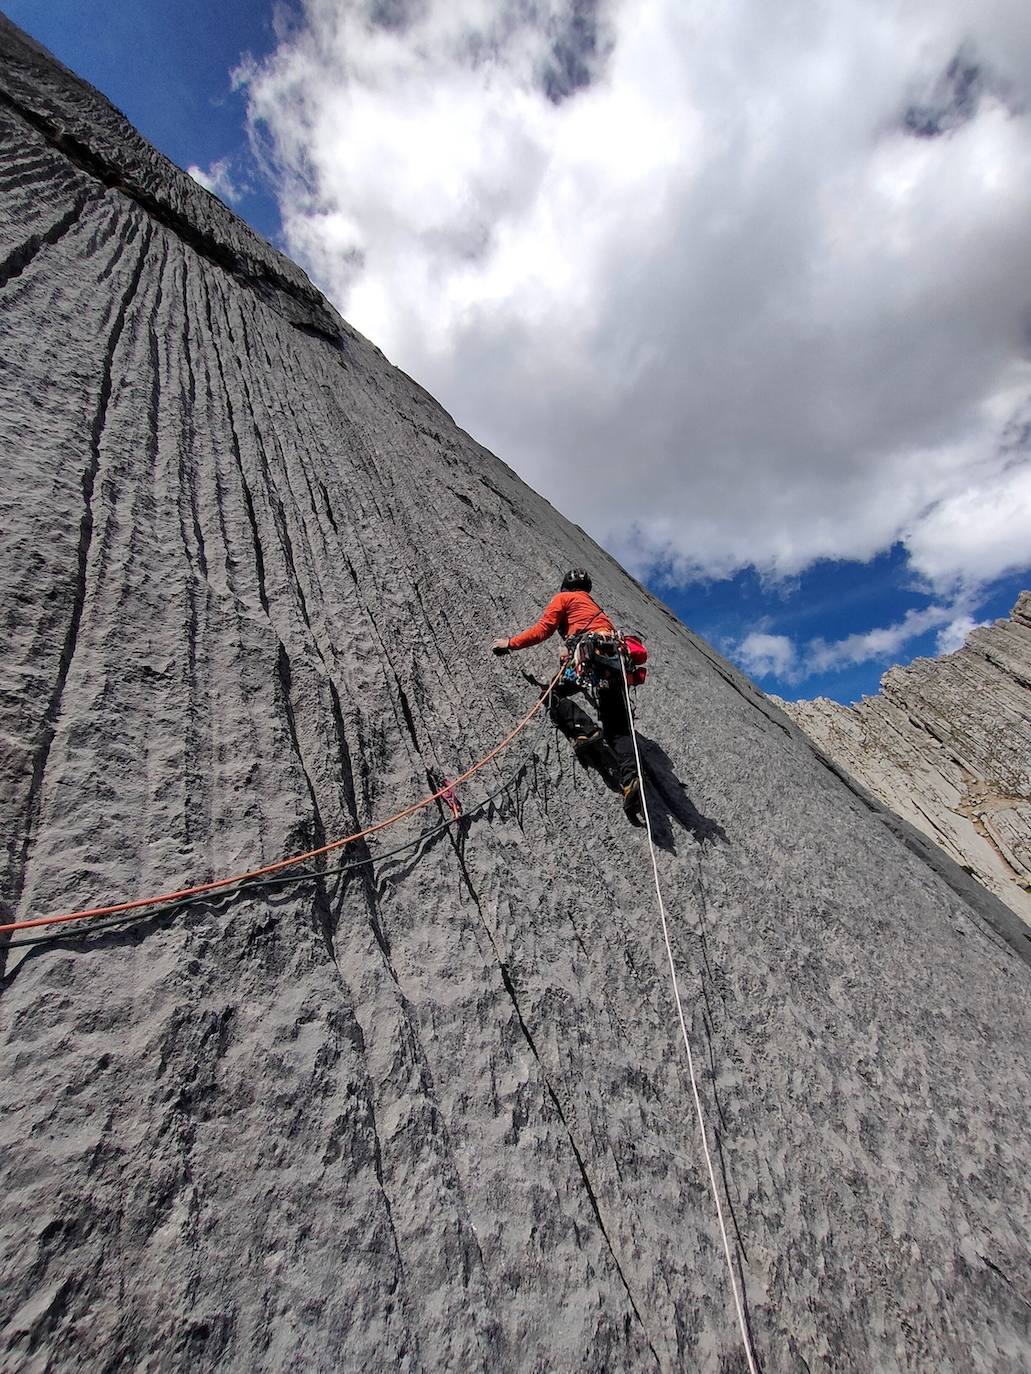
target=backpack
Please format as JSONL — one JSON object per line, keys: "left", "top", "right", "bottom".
{"left": 624, "top": 633, "right": 648, "bottom": 687}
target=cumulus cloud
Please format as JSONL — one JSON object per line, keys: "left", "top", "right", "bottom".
{"left": 805, "top": 602, "right": 968, "bottom": 672}
{"left": 237, "top": 0, "right": 1031, "bottom": 593}
{"left": 733, "top": 597, "right": 982, "bottom": 683}
{"left": 903, "top": 448, "right": 1031, "bottom": 589}
{"left": 187, "top": 157, "right": 243, "bottom": 204}
{"left": 734, "top": 632, "right": 799, "bottom": 681}
{"left": 935, "top": 613, "right": 988, "bottom": 653}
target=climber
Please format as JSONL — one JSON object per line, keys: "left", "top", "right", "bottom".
{"left": 492, "top": 569, "right": 643, "bottom": 823}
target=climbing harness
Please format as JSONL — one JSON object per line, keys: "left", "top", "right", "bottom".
{"left": 0, "top": 666, "right": 564, "bottom": 942}
{"left": 618, "top": 659, "right": 759, "bottom": 1374}
{"left": 562, "top": 629, "right": 648, "bottom": 707}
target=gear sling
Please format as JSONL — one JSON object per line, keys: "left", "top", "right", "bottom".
{"left": 564, "top": 629, "right": 649, "bottom": 693}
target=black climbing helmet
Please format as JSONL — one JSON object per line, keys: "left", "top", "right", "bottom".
{"left": 561, "top": 568, "right": 592, "bottom": 593}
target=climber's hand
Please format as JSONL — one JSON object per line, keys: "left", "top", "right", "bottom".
{"left": 492, "top": 638, "right": 511, "bottom": 656}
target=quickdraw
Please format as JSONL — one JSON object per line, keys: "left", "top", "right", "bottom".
{"left": 439, "top": 778, "right": 462, "bottom": 820}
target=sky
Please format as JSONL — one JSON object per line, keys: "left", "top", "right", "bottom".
{"left": 8, "top": 0, "right": 1031, "bottom": 704}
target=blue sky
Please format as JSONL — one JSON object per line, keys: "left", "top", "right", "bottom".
{"left": 662, "top": 551, "right": 1029, "bottom": 704}
{"left": 8, "top": 1, "right": 1031, "bottom": 705}
{"left": 4, "top": 0, "right": 284, "bottom": 240}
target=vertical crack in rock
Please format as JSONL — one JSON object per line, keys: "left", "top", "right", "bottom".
{"left": 199, "top": 276, "right": 271, "bottom": 617}
{"left": 274, "top": 640, "right": 334, "bottom": 955}
{"left": 7, "top": 215, "right": 153, "bottom": 908}
{"left": 498, "top": 953, "right": 664, "bottom": 1371}
{"left": 172, "top": 254, "right": 211, "bottom": 854}
{"left": 0, "top": 188, "right": 95, "bottom": 289}
{"left": 459, "top": 829, "right": 664, "bottom": 1371}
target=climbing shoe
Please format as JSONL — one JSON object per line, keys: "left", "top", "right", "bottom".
{"left": 573, "top": 727, "right": 604, "bottom": 763}
{"left": 623, "top": 777, "right": 644, "bottom": 825}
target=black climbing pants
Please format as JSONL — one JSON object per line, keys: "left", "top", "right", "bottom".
{"left": 549, "top": 675, "right": 637, "bottom": 787}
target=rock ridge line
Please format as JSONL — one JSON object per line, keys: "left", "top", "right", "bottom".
{"left": 777, "top": 592, "right": 1031, "bottom": 928}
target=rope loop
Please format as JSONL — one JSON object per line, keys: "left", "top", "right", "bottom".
{"left": 1, "top": 665, "right": 564, "bottom": 939}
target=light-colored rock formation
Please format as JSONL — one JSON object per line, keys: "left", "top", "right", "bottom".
{"left": 778, "top": 595, "right": 1031, "bottom": 926}
{"left": 1, "top": 15, "right": 1030, "bottom": 1373}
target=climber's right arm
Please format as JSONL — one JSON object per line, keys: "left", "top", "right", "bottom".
{"left": 505, "top": 595, "right": 566, "bottom": 652}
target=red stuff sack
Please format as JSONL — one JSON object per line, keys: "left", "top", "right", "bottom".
{"left": 624, "top": 634, "right": 648, "bottom": 687}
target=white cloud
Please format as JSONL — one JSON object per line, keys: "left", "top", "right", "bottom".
{"left": 187, "top": 157, "right": 242, "bottom": 204}
{"left": 237, "top": 0, "right": 1031, "bottom": 593}
{"left": 805, "top": 602, "right": 968, "bottom": 675}
{"left": 734, "top": 632, "right": 799, "bottom": 681}
{"left": 731, "top": 596, "right": 982, "bottom": 683}
{"left": 935, "top": 613, "right": 988, "bottom": 654}
{"left": 903, "top": 450, "right": 1031, "bottom": 589}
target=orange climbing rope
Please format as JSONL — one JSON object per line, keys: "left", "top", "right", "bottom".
{"left": 0, "top": 667, "right": 563, "bottom": 938}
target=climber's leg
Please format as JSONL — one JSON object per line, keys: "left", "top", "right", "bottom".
{"left": 550, "top": 683, "right": 617, "bottom": 766}
{"left": 549, "top": 683, "right": 596, "bottom": 738}
{"left": 597, "top": 677, "right": 638, "bottom": 788}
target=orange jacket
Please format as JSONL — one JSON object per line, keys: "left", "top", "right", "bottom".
{"left": 508, "top": 590, "right": 615, "bottom": 651}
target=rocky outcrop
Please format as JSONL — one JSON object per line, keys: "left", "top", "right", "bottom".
{"left": 1, "top": 15, "right": 1030, "bottom": 1373}
{"left": 778, "top": 596, "right": 1031, "bottom": 927}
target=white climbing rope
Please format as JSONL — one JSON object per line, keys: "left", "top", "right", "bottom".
{"left": 619, "top": 663, "right": 759, "bottom": 1374}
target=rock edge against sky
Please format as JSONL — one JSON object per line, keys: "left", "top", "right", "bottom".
{"left": 778, "top": 593, "right": 1031, "bottom": 928}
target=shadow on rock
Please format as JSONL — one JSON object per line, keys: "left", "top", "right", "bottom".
{"left": 0, "top": 904, "right": 210, "bottom": 989}
{"left": 549, "top": 717, "right": 623, "bottom": 795}
{"left": 0, "top": 769, "right": 543, "bottom": 987}
{"left": 636, "top": 733, "right": 728, "bottom": 854}
{"left": 547, "top": 711, "right": 727, "bottom": 854}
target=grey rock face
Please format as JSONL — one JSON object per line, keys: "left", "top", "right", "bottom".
{"left": 1, "top": 16, "right": 1030, "bottom": 1374}
{"left": 778, "top": 596, "right": 1031, "bottom": 927}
